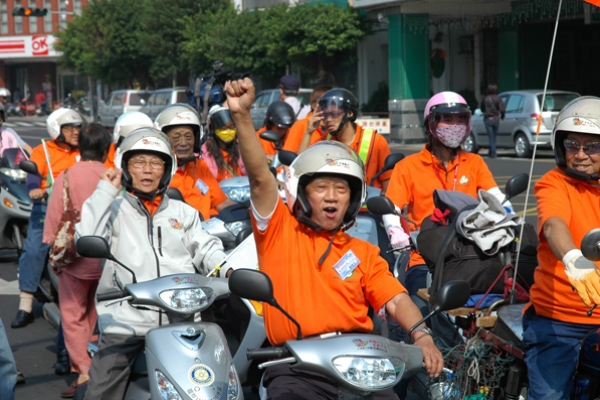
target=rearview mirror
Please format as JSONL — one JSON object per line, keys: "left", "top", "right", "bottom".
{"left": 259, "top": 130, "right": 281, "bottom": 144}
{"left": 278, "top": 150, "right": 297, "bottom": 167}
{"left": 366, "top": 196, "right": 396, "bottom": 215}
{"left": 582, "top": 228, "right": 600, "bottom": 262}
{"left": 504, "top": 173, "right": 529, "bottom": 202}
{"left": 76, "top": 236, "right": 113, "bottom": 259}
{"left": 382, "top": 153, "right": 405, "bottom": 173}
{"left": 435, "top": 280, "right": 471, "bottom": 311}
{"left": 19, "top": 160, "right": 42, "bottom": 178}
{"left": 229, "top": 269, "right": 276, "bottom": 306}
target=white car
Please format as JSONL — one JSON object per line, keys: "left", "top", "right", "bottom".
{"left": 464, "top": 90, "right": 580, "bottom": 158}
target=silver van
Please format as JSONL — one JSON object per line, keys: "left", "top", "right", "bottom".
{"left": 139, "top": 87, "right": 189, "bottom": 121}
{"left": 97, "top": 89, "right": 151, "bottom": 128}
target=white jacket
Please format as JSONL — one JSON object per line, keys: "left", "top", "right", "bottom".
{"left": 75, "top": 180, "right": 226, "bottom": 336}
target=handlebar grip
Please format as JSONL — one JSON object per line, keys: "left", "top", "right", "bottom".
{"left": 247, "top": 347, "right": 290, "bottom": 361}
{"left": 97, "top": 290, "right": 126, "bottom": 302}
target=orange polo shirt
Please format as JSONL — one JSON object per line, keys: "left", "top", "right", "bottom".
{"left": 256, "top": 126, "right": 278, "bottom": 156}
{"left": 526, "top": 168, "right": 600, "bottom": 324}
{"left": 252, "top": 198, "right": 405, "bottom": 345}
{"left": 30, "top": 141, "right": 80, "bottom": 191}
{"left": 385, "top": 146, "right": 498, "bottom": 268}
{"left": 282, "top": 112, "right": 322, "bottom": 153}
{"left": 308, "top": 125, "right": 392, "bottom": 189}
{"left": 169, "top": 159, "right": 228, "bottom": 220}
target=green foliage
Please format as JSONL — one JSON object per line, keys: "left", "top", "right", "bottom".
{"left": 57, "top": 0, "right": 369, "bottom": 87}
{"left": 361, "top": 82, "right": 389, "bottom": 113}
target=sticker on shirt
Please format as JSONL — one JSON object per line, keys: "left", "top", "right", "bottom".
{"left": 459, "top": 175, "right": 469, "bottom": 185}
{"left": 333, "top": 249, "right": 360, "bottom": 280}
{"left": 195, "top": 178, "right": 209, "bottom": 195}
{"left": 169, "top": 218, "right": 183, "bottom": 230}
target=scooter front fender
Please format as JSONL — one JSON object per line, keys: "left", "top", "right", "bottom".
{"left": 146, "top": 322, "right": 242, "bottom": 400}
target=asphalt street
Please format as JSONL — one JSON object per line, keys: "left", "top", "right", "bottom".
{"left": 0, "top": 117, "right": 556, "bottom": 399}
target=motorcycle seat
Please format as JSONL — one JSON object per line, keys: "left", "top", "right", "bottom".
{"left": 494, "top": 303, "right": 525, "bottom": 348}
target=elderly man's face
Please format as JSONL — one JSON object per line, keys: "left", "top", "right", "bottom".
{"left": 305, "top": 176, "right": 351, "bottom": 231}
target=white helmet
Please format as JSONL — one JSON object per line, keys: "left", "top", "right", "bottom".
{"left": 552, "top": 96, "right": 600, "bottom": 182}
{"left": 285, "top": 141, "right": 366, "bottom": 231}
{"left": 113, "top": 112, "right": 153, "bottom": 144}
{"left": 115, "top": 127, "right": 177, "bottom": 197}
{"left": 155, "top": 104, "right": 203, "bottom": 152}
{"left": 46, "top": 108, "right": 83, "bottom": 140}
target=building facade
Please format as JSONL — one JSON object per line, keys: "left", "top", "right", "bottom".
{"left": 0, "top": 0, "right": 87, "bottom": 106}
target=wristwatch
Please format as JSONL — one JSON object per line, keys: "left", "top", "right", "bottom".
{"left": 412, "top": 326, "right": 433, "bottom": 339}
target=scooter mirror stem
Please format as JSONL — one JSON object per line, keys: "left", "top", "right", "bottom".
{"left": 273, "top": 301, "right": 303, "bottom": 340}
{"left": 406, "top": 306, "right": 440, "bottom": 343}
{"left": 111, "top": 257, "right": 137, "bottom": 284}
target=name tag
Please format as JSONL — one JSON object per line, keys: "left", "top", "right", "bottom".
{"left": 333, "top": 250, "right": 360, "bottom": 280}
{"left": 195, "top": 178, "right": 209, "bottom": 195}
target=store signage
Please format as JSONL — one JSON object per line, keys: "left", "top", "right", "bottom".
{"left": 0, "top": 35, "right": 60, "bottom": 59}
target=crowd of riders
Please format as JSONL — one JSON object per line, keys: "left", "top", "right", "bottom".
{"left": 0, "top": 72, "right": 599, "bottom": 400}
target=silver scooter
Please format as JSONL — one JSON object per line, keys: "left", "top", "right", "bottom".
{"left": 229, "top": 269, "right": 470, "bottom": 400}
{"left": 76, "top": 235, "right": 244, "bottom": 400}
{"left": 0, "top": 147, "right": 31, "bottom": 255}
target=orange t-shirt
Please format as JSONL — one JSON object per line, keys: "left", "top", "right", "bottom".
{"left": 526, "top": 167, "right": 600, "bottom": 324}
{"left": 252, "top": 198, "right": 406, "bottom": 345}
{"left": 308, "top": 125, "right": 392, "bottom": 189}
{"left": 30, "top": 141, "right": 80, "bottom": 191}
{"left": 105, "top": 143, "right": 116, "bottom": 169}
{"left": 282, "top": 112, "right": 322, "bottom": 153}
{"left": 385, "top": 146, "right": 498, "bottom": 268}
{"left": 169, "top": 159, "right": 228, "bottom": 220}
{"left": 256, "top": 126, "right": 277, "bottom": 156}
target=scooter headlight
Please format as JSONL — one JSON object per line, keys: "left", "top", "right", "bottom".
{"left": 332, "top": 356, "right": 404, "bottom": 390}
{"left": 227, "top": 363, "right": 240, "bottom": 400}
{"left": 155, "top": 370, "right": 183, "bottom": 400}
{"left": 224, "top": 220, "right": 252, "bottom": 237}
{"left": 0, "top": 168, "right": 26, "bottom": 180}
{"left": 223, "top": 186, "right": 250, "bottom": 203}
{"left": 159, "top": 288, "right": 213, "bottom": 313}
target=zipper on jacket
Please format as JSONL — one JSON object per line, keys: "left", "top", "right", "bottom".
{"left": 158, "top": 226, "right": 163, "bottom": 257}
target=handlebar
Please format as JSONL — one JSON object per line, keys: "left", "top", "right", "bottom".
{"left": 97, "top": 290, "right": 127, "bottom": 302}
{"left": 247, "top": 347, "right": 291, "bottom": 361}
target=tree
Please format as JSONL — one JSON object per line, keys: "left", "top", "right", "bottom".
{"left": 56, "top": 0, "right": 150, "bottom": 87}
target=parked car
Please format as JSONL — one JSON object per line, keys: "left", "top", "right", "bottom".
{"left": 464, "top": 89, "right": 580, "bottom": 158}
{"left": 97, "top": 89, "right": 151, "bottom": 128}
{"left": 250, "top": 88, "right": 312, "bottom": 130}
{"left": 139, "top": 87, "right": 188, "bottom": 121}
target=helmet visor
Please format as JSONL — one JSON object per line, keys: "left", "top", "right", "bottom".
{"left": 210, "top": 109, "right": 233, "bottom": 129}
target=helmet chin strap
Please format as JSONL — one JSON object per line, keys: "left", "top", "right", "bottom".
{"left": 327, "top": 114, "right": 350, "bottom": 137}
{"left": 563, "top": 167, "right": 600, "bottom": 183}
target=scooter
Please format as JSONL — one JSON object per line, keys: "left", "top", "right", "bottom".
{"left": 0, "top": 148, "right": 31, "bottom": 256}
{"left": 75, "top": 235, "right": 244, "bottom": 400}
{"left": 228, "top": 269, "right": 471, "bottom": 400}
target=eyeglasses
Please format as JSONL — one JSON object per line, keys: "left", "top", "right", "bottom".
{"left": 128, "top": 157, "right": 165, "bottom": 170}
{"left": 322, "top": 110, "right": 345, "bottom": 119}
{"left": 62, "top": 125, "right": 81, "bottom": 132}
{"left": 563, "top": 138, "right": 600, "bottom": 155}
{"left": 169, "top": 134, "right": 195, "bottom": 143}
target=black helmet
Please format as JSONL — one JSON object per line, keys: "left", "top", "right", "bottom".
{"left": 318, "top": 88, "right": 359, "bottom": 122}
{"left": 266, "top": 101, "right": 295, "bottom": 129}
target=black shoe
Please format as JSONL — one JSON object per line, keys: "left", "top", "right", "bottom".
{"left": 16, "top": 371, "right": 25, "bottom": 385}
{"left": 54, "top": 349, "right": 71, "bottom": 376}
{"left": 11, "top": 310, "right": 34, "bottom": 328}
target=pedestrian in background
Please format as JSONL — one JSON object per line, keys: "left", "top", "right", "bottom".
{"left": 42, "top": 124, "right": 111, "bottom": 398}
{"left": 480, "top": 83, "right": 505, "bottom": 158}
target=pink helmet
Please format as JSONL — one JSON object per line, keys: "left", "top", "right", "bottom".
{"left": 424, "top": 91, "right": 472, "bottom": 136}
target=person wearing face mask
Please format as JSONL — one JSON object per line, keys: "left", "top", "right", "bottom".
{"left": 297, "top": 88, "right": 392, "bottom": 192}
{"left": 383, "top": 91, "right": 506, "bottom": 326}
{"left": 201, "top": 105, "right": 247, "bottom": 182}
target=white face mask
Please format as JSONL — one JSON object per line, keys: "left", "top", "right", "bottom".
{"left": 435, "top": 125, "right": 468, "bottom": 148}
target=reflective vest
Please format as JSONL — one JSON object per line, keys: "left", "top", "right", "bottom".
{"left": 327, "top": 128, "right": 376, "bottom": 177}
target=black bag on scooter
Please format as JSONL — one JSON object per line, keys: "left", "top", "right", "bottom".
{"left": 417, "top": 191, "right": 538, "bottom": 300}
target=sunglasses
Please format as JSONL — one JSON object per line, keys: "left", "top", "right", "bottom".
{"left": 564, "top": 138, "right": 600, "bottom": 155}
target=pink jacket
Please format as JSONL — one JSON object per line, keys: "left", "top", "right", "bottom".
{"left": 43, "top": 161, "right": 107, "bottom": 280}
